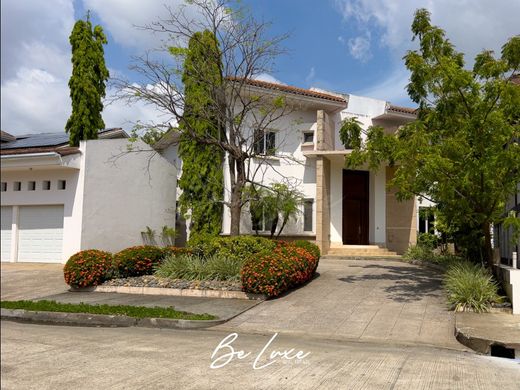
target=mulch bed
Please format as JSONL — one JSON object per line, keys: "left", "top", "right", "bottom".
{"left": 101, "top": 275, "right": 242, "bottom": 291}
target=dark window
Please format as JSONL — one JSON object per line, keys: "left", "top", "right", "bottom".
{"left": 58, "top": 180, "right": 66, "bottom": 190}
{"left": 13, "top": 182, "right": 21, "bottom": 191}
{"left": 303, "top": 132, "right": 314, "bottom": 143}
{"left": 42, "top": 181, "right": 51, "bottom": 190}
{"left": 0, "top": 182, "right": 6, "bottom": 192}
{"left": 253, "top": 130, "right": 276, "bottom": 155}
{"left": 304, "top": 199, "right": 313, "bottom": 232}
{"left": 251, "top": 206, "right": 275, "bottom": 232}
{"left": 28, "top": 181, "right": 36, "bottom": 191}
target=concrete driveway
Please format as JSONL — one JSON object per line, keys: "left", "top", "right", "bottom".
{"left": 218, "top": 259, "right": 463, "bottom": 350}
{"left": 1, "top": 263, "right": 68, "bottom": 300}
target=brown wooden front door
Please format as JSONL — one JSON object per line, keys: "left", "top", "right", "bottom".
{"left": 342, "top": 170, "right": 369, "bottom": 245}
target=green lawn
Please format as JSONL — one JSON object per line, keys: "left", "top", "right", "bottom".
{"left": 0, "top": 300, "right": 215, "bottom": 321}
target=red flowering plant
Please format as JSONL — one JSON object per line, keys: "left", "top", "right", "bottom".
{"left": 162, "top": 246, "right": 193, "bottom": 257}
{"left": 63, "top": 249, "right": 114, "bottom": 288}
{"left": 113, "top": 246, "right": 166, "bottom": 278}
{"left": 241, "top": 241, "right": 319, "bottom": 298}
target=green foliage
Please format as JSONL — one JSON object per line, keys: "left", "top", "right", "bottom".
{"left": 241, "top": 242, "right": 319, "bottom": 297}
{"left": 403, "top": 244, "right": 461, "bottom": 267}
{"left": 155, "top": 253, "right": 242, "bottom": 281}
{"left": 129, "top": 125, "right": 165, "bottom": 146}
{"left": 65, "top": 14, "right": 109, "bottom": 147}
{"left": 247, "top": 183, "right": 303, "bottom": 237}
{"left": 188, "top": 234, "right": 276, "bottom": 262}
{"left": 178, "top": 30, "right": 225, "bottom": 237}
{"left": 0, "top": 300, "right": 215, "bottom": 320}
{"left": 113, "top": 246, "right": 166, "bottom": 278}
{"left": 342, "top": 9, "right": 520, "bottom": 266}
{"left": 417, "top": 232, "right": 439, "bottom": 249}
{"left": 339, "top": 117, "right": 362, "bottom": 149}
{"left": 161, "top": 226, "right": 177, "bottom": 246}
{"left": 63, "top": 249, "right": 114, "bottom": 288}
{"left": 444, "top": 262, "right": 503, "bottom": 313}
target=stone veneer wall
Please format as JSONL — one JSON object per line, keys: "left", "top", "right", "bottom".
{"left": 385, "top": 166, "right": 417, "bottom": 254}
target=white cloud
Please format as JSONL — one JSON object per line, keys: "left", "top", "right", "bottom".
{"left": 252, "top": 73, "right": 286, "bottom": 85}
{"left": 347, "top": 33, "right": 372, "bottom": 62}
{"left": 353, "top": 67, "right": 411, "bottom": 105}
{"left": 335, "top": 0, "right": 520, "bottom": 64}
{"left": 305, "top": 67, "right": 316, "bottom": 83}
{"left": 0, "top": 0, "right": 167, "bottom": 135}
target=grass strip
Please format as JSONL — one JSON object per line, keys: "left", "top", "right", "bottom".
{"left": 0, "top": 300, "right": 216, "bottom": 321}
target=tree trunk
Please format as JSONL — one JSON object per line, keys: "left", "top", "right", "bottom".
{"left": 228, "top": 156, "right": 246, "bottom": 236}
{"left": 483, "top": 221, "right": 494, "bottom": 269}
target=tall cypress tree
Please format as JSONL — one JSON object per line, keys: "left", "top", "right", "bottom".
{"left": 178, "top": 30, "right": 225, "bottom": 237}
{"left": 66, "top": 14, "right": 109, "bottom": 147}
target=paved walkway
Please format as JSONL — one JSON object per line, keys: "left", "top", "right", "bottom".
{"left": 218, "top": 259, "right": 464, "bottom": 350}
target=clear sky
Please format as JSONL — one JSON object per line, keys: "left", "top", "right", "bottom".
{"left": 2, "top": 0, "right": 519, "bottom": 135}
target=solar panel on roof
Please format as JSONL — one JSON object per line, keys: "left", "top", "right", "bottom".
{"left": 0, "top": 128, "right": 119, "bottom": 149}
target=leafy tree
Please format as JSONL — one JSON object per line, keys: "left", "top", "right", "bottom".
{"left": 113, "top": 0, "right": 291, "bottom": 236}
{"left": 341, "top": 9, "right": 520, "bottom": 267}
{"left": 178, "top": 30, "right": 225, "bottom": 237}
{"left": 248, "top": 183, "right": 303, "bottom": 238}
{"left": 65, "top": 14, "right": 109, "bottom": 147}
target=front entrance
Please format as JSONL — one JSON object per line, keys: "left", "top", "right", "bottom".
{"left": 342, "top": 170, "right": 369, "bottom": 245}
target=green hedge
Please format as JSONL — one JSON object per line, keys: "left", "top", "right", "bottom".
{"left": 63, "top": 249, "right": 114, "bottom": 288}
{"left": 113, "top": 246, "right": 167, "bottom": 278}
{"left": 188, "top": 235, "right": 276, "bottom": 262}
{"left": 241, "top": 242, "right": 320, "bottom": 297}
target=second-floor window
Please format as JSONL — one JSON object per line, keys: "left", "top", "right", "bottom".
{"left": 254, "top": 129, "right": 276, "bottom": 156}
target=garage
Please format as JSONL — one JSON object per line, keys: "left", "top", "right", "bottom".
{"left": 17, "top": 205, "right": 64, "bottom": 263}
{"left": 1, "top": 206, "right": 12, "bottom": 261}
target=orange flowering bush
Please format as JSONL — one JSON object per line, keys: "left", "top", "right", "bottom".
{"left": 113, "top": 246, "right": 166, "bottom": 278}
{"left": 63, "top": 249, "right": 114, "bottom": 288}
{"left": 241, "top": 242, "right": 320, "bottom": 298}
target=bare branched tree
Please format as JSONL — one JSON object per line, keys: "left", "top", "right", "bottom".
{"left": 112, "top": 0, "right": 306, "bottom": 235}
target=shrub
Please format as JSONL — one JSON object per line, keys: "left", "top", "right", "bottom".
{"left": 417, "top": 232, "right": 439, "bottom": 249}
{"left": 241, "top": 242, "right": 319, "bottom": 297}
{"left": 113, "top": 246, "right": 166, "bottom": 278}
{"left": 292, "top": 240, "right": 320, "bottom": 260}
{"left": 63, "top": 249, "right": 114, "bottom": 288}
{"left": 444, "top": 262, "right": 503, "bottom": 313}
{"left": 155, "top": 253, "right": 242, "bottom": 281}
{"left": 188, "top": 235, "right": 276, "bottom": 262}
{"left": 403, "top": 244, "right": 460, "bottom": 267}
{"left": 162, "top": 246, "right": 192, "bottom": 257}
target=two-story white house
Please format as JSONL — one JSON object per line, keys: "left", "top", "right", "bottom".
{"left": 160, "top": 79, "right": 418, "bottom": 256}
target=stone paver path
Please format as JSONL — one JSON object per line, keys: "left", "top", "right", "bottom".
{"left": 219, "top": 259, "right": 464, "bottom": 350}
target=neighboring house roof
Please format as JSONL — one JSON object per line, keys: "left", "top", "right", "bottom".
{"left": 0, "top": 128, "right": 127, "bottom": 156}
{"left": 0, "top": 146, "right": 80, "bottom": 156}
{"left": 387, "top": 104, "right": 417, "bottom": 115}
{"left": 1, "top": 130, "right": 16, "bottom": 142}
{"left": 228, "top": 77, "right": 347, "bottom": 103}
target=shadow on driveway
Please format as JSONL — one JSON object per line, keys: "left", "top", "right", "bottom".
{"left": 338, "top": 264, "right": 444, "bottom": 303}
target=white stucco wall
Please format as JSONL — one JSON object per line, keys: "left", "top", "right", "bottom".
{"left": 0, "top": 167, "right": 83, "bottom": 262}
{"left": 221, "top": 108, "right": 319, "bottom": 236}
{"left": 80, "top": 139, "right": 177, "bottom": 253}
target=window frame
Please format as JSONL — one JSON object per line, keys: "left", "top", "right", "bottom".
{"left": 253, "top": 129, "right": 277, "bottom": 156}
{"left": 303, "top": 198, "right": 314, "bottom": 232}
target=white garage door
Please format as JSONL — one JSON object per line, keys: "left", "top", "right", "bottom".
{"left": 1, "top": 206, "right": 12, "bottom": 261}
{"left": 18, "top": 205, "right": 64, "bottom": 263}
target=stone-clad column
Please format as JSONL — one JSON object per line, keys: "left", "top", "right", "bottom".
{"left": 385, "top": 166, "right": 417, "bottom": 254}
{"left": 316, "top": 156, "right": 331, "bottom": 254}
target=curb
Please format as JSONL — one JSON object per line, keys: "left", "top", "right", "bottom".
{"left": 454, "top": 318, "right": 520, "bottom": 354}
{"left": 0, "top": 308, "right": 227, "bottom": 330}
{"left": 71, "top": 285, "right": 266, "bottom": 301}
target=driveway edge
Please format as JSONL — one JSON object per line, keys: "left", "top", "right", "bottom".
{"left": 0, "top": 308, "right": 227, "bottom": 329}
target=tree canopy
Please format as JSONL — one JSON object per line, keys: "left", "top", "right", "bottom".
{"left": 66, "top": 14, "right": 109, "bottom": 147}
{"left": 341, "top": 9, "right": 520, "bottom": 265}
